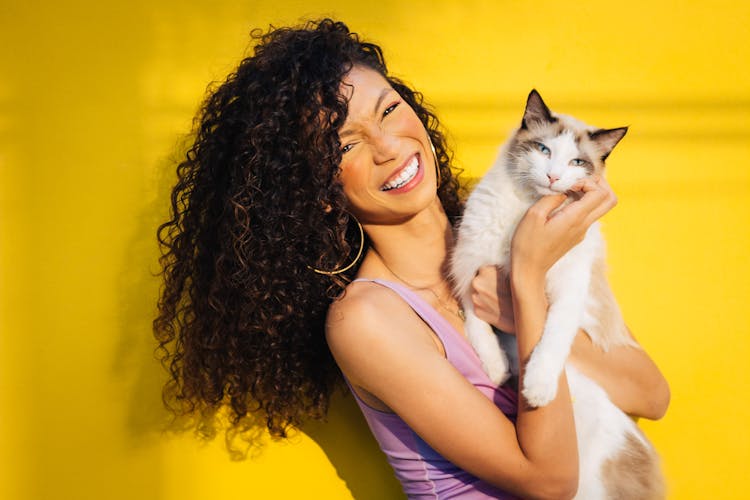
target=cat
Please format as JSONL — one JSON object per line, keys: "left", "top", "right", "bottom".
{"left": 450, "top": 90, "right": 664, "bottom": 499}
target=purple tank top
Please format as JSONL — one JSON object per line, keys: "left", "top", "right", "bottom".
{"left": 347, "top": 279, "right": 519, "bottom": 499}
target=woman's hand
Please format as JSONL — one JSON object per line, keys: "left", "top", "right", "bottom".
{"left": 470, "top": 266, "right": 515, "bottom": 333}
{"left": 510, "top": 176, "right": 617, "bottom": 285}
{"left": 470, "top": 177, "right": 617, "bottom": 335}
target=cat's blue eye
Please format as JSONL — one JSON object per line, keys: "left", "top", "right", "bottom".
{"left": 570, "top": 159, "right": 586, "bottom": 166}
{"left": 535, "top": 142, "right": 550, "bottom": 156}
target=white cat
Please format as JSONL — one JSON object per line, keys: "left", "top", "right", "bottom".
{"left": 451, "top": 90, "right": 663, "bottom": 499}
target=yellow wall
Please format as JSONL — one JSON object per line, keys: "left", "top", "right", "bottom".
{"left": 2, "top": 1, "right": 748, "bottom": 499}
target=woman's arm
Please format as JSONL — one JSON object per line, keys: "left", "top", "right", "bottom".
{"left": 568, "top": 328, "right": 670, "bottom": 420}
{"left": 327, "top": 279, "right": 579, "bottom": 500}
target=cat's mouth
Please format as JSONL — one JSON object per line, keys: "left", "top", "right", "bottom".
{"left": 535, "top": 184, "right": 584, "bottom": 200}
{"left": 535, "top": 185, "right": 565, "bottom": 196}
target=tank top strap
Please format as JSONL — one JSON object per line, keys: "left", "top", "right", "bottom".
{"left": 352, "top": 278, "right": 461, "bottom": 347}
{"left": 352, "top": 277, "right": 487, "bottom": 367}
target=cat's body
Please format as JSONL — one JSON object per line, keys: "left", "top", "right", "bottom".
{"left": 451, "top": 90, "right": 663, "bottom": 499}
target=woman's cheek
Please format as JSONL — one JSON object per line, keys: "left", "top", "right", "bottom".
{"left": 338, "top": 160, "right": 368, "bottom": 207}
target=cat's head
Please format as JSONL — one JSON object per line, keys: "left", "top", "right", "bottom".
{"left": 507, "top": 89, "right": 627, "bottom": 197}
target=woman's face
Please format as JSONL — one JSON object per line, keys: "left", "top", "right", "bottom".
{"left": 336, "top": 65, "right": 438, "bottom": 224}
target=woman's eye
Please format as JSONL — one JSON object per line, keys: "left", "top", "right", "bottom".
{"left": 383, "top": 102, "right": 400, "bottom": 117}
{"left": 570, "top": 159, "right": 585, "bottom": 166}
{"left": 535, "top": 142, "right": 550, "bottom": 156}
{"left": 342, "top": 143, "right": 354, "bottom": 153}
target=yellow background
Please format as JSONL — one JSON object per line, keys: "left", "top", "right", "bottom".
{"left": 2, "top": 1, "right": 748, "bottom": 499}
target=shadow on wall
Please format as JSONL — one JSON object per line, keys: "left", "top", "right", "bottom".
{"left": 112, "top": 144, "right": 290, "bottom": 457}
{"left": 113, "top": 145, "right": 404, "bottom": 498}
{"left": 303, "top": 389, "right": 406, "bottom": 500}
{"left": 112, "top": 151, "right": 178, "bottom": 449}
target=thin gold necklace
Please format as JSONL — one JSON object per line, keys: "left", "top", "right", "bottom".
{"left": 375, "top": 251, "right": 465, "bottom": 321}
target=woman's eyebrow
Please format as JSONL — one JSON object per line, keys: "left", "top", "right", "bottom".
{"left": 340, "top": 87, "right": 394, "bottom": 139}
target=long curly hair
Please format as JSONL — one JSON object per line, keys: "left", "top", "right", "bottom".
{"left": 154, "top": 18, "right": 464, "bottom": 442}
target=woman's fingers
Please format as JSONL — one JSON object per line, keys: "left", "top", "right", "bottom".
{"left": 511, "top": 175, "right": 618, "bottom": 277}
{"left": 470, "top": 266, "right": 516, "bottom": 333}
{"left": 551, "top": 176, "right": 617, "bottom": 226}
{"left": 578, "top": 176, "right": 617, "bottom": 224}
{"left": 528, "top": 193, "right": 568, "bottom": 221}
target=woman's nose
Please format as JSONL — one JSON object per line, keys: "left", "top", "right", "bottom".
{"left": 369, "top": 130, "right": 399, "bottom": 164}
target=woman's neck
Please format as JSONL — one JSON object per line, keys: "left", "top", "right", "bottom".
{"left": 359, "top": 199, "right": 454, "bottom": 286}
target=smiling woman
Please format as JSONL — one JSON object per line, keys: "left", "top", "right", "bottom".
{"left": 337, "top": 66, "right": 439, "bottom": 224}
{"left": 153, "top": 16, "right": 461, "bottom": 446}
{"left": 154, "top": 18, "right": 668, "bottom": 499}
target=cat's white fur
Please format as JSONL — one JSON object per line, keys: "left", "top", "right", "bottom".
{"left": 451, "top": 90, "right": 663, "bottom": 499}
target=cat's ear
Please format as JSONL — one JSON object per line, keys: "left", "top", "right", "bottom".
{"left": 589, "top": 127, "right": 628, "bottom": 160}
{"left": 521, "top": 89, "right": 556, "bottom": 129}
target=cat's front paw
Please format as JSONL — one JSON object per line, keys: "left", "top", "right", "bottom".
{"left": 483, "top": 358, "right": 510, "bottom": 386}
{"left": 521, "top": 353, "right": 561, "bottom": 407}
{"left": 465, "top": 315, "right": 511, "bottom": 386}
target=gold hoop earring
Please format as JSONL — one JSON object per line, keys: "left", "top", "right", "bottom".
{"left": 428, "top": 135, "right": 441, "bottom": 188}
{"left": 308, "top": 218, "right": 365, "bottom": 275}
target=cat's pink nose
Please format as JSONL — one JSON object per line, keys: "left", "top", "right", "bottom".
{"left": 547, "top": 174, "right": 559, "bottom": 185}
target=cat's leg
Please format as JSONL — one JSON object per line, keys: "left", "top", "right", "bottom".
{"left": 462, "top": 295, "right": 510, "bottom": 385}
{"left": 497, "top": 330, "right": 520, "bottom": 377}
{"left": 522, "top": 260, "right": 591, "bottom": 407}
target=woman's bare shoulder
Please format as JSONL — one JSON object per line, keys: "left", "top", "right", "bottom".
{"left": 329, "top": 279, "right": 392, "bottom": 313}
{"left": 325, "top": 280, "right": 440, "bottom": 380}
{"left": 327, "top": 280, "right": 411, "bottom": 341}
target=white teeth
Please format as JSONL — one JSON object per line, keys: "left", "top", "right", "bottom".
{"left": 381, "top": 156, "right": 419, "bottom": 191}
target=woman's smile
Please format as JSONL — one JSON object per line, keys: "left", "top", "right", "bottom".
{"left": 380, "top": 153, "right": 424, "bottom": 193}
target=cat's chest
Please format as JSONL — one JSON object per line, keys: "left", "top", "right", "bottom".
{"left": 546, "top": 223, "right": 602, "bottom": 279}
{"left": 461, "top": 181, "right": 529, "bottom": 244}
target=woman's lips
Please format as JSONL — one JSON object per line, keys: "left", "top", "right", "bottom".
{"left": 380, "top": 153, "right": 422, "bottom": 192}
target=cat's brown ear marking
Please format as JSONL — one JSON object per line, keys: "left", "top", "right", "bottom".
{"left": 589, "top": 127, "right": 628, "bottom": 160}
{"left": 521, "top": 89, "right": 557, "bottom": 129}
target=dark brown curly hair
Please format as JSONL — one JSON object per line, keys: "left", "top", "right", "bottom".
{"left": 154, "top": 18, "right": 464, "bottom": 442}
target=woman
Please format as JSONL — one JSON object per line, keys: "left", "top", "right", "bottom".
{"left": 155, "top": 19, "right": 669, "bottom": 499}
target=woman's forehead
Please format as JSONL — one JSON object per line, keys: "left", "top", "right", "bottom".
{"left": 340, "top": 66, "right": 395, "bottom": 120}
{"left": 341, "top": 67, "right": 392, "bottom": 103}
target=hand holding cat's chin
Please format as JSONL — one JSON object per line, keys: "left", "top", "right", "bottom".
{"left": 510, "top": 193, "right": 573, "bottom": 284}
{"left": 537, "top": 176, "right": 594, "bottom": 200}
{"left": 568, "top": 175, "right": 600, "bottom": 194}
{"left": 569, "top": 175, "right": 618, "bottom": 224}
{"left": 532, "top": 183, "right": 577, "bottom": 200}
{"left": 548, "top": 176, "right": 614, "bottom": 219}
